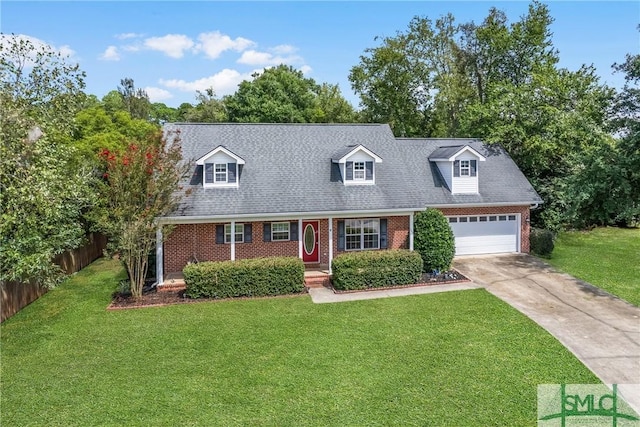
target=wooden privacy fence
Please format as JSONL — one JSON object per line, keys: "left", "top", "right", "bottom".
{"left": 1, "top": 233, "right": 107, "bottom": 323}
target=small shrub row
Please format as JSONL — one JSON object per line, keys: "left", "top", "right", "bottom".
{"left": 331, "top": 250, "right": 423, "bottom": 291}
{"left": 183, "top": 257, "right": 305, "bottom": 299}
{"left": 530, "top": 228, "right": 555, "bottom": 257}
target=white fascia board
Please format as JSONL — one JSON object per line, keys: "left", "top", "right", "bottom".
{"left": 157, "top": 208, "right": 417, "bottom": 224}
{"left": 196, "top": 145, "right": 246, "bottom": 165}
{"left": 333, "top": 145, "right": 383, "bottom": 163}
{"left": 449, "top": 146, "right": 486, "bottom": 161}
{"left": 427, "top": 201, "right": 543, "bottom": 209}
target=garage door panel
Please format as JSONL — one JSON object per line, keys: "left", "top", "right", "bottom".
{"left": 448, "top": 215, "right": 519, "bottom": 255}
{"left": 454, "top": 235, "right": 517, "bottom": 255}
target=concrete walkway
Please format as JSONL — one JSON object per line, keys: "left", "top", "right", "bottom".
{"left": 453, "top": 253, "right": 640, "bottom": 415}
{"left": 308, "top": 281, "right": 482, "bottom": 304}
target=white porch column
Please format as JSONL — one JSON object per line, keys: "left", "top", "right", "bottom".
{"left": 298, "top": 219, "right": 303, "bottom": 259}
{"left": 230, "top": 220, "right": 236, "bottom": 261}
{"left": 328, "top": 217, "right": 333, "bottom": 274}
{"left": 156, "top": 225, "right": 164, "bottom": 285}
{"left": 409, "top": 213, "right": 415, "bottom": 251}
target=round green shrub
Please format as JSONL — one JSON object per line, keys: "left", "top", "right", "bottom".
{"left": 530, "top": 228, "right": 555, "bottom": 258}
{"left": 413, "top": 208, "right": 455, "bottom": 272}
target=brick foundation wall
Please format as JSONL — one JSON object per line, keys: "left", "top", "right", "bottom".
{"left": 436, "top": 205, "right": 531, "bottom": 253}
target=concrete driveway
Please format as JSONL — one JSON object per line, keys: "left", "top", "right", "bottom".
{"left": 454, "top": 253, "right": 640, "bottom": 415}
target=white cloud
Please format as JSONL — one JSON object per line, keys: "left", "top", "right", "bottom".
{"left": 144, "top": 86, "right": 173, "bottom": 102}
{"left": 237, "top": 49, "right": 304, "bottom": 67}
{"left": 300, "top": 65, "right": 313, "bottom": 75}
{"left": 159, "top": 69, "right": 253, "bottom": 96}
{"left": 195, "top": 31, "right": 255, "bottom": 59}
{"left": 122, "top": 44, "right": 142, "bottom": 52}
{"left": 116, "top": 32, "right": 143, "bottom": 40}
{"left": 144, "top": 34, "right": 195, "bottom": 58}
{"left": 99, "top": 45, "right": 120, "bottom": 61}
{"left": 271, "top": 44, "right": 297, "bottom": 55}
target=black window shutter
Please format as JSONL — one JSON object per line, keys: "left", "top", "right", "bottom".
{"left": 337, "top": 220, "right": 345, "bottom": 251}
{"left": 244, "top": 223, "right": 252, "bottom": 243}
{"left": 228, "top": 163, "right": 237, "bottom": 183}
{"left": 215, "top": 224, "right": 224, "bottom": 244}
{"left": 263, "top": 223, "right": 271, "bottom": 242}
{"left": 365, "top": 161, "right": 374, "bottom": 180}
{"left": 290, "top": 222, "right": 298, "bottom": 240}
{"left": 470, "top": 160, "right": 477, "bottom": 177}
{"left": 345, "top": 162, "right": 353, "bottom": 180}
{"left": 380, "top": 219, "right": 388, "bottom": 249}
{"left": 453, "top": 160, "right": 460, "bottom": 177}
{"left": 205, "top": 163, "right": 214, "bottom": 183}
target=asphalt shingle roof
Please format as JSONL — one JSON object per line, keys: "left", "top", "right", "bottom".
{"left": 163, "top": 123, "right": 542, "bottom": 219}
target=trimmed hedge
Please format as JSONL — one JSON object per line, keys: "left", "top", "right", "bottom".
{"left": 530, "top": 228, "right": 555, "bottom": 258}
{"left": 183, "top": 257, "right": 305, "bottom": 299}
{"left": 413, "top": 208, "right": 456, "bottom": 272}
{"left": 331, "top": 250, "right": 423, "bottom": 291}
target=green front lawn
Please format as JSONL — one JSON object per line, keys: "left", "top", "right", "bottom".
{"left": 547, "top": 226, "right": 640, "bottom": 306}
{"left": 1, "top": 258, "right": 597, "bottom": 426}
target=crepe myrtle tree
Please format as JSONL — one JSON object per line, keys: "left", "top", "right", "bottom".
{"left": 413, "top": 208, "right": 455, "bottom": 273}
{"left": 96, "top": 130, "right": 190, "bottom": 298}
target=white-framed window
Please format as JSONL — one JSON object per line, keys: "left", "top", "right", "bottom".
{"left": 460, "top": 160, "right": 470, "bottom": 176}
{"left": 215, "top": 163, "right": 227, "bottom": 183}
{"left": 345, "top": 219, "right": 380, "bottom": 251}
{"left": 271, "top": 222, "right": 290, "bottom": 241}
{"left": 353, "top": 162, "right": 366, "bottom": 180}
{"left": 225, "top": 223, "right": 244, "bottom": 243}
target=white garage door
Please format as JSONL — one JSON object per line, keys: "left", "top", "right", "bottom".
{"left": 447, "top": 214, "right": 519, "bottom": 255}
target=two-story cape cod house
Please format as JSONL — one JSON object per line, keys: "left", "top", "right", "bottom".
{"left": 155, "top": 123, "right": 542, "bottom": 285}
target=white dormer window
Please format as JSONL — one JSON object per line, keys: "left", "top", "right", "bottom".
{"left": 460, "top": 160, "right": 470, "bottom": 176}
{"left": 353, "top": 162, "right": 366, "bottom": 180}
{"left": 331, "top": 144, "right": 383, "bottom": 186}
{"left": 429, "top": 144, "right": 485, "bottom": 194}
{"left": 196, "top": 145, "right": 245, "bottom": 188}
{"left": 457, "top": 160, "right": 477, "bottom": 177}
{"left": 215, "top": 163, "right": 227, "bottom": 183}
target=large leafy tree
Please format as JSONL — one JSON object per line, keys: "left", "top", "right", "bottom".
{"left": 563, "top": 52, "right": 640, "bottom": 227}
{"left": 349, "top": 2, "right": 614, "bottom": 230}
{"left": 184, "top": 88, "right": 228, "bottom": 123}
{"left": 224, "top": 65, "right": 356, "bottom": 123}
{"left": 0, "top": 34, "right": 92, "bottom": 287}
{"left": 73, "top": 106, "right": 158, "bottom": 161}
{"left": 118, "top": 77, "right": 151, "bottom": 120}
{"left": 95, "top": 130, "right": 189, "bottom": 298}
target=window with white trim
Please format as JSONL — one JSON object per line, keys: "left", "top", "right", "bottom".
{"left": 460, "top": 160, "right": 470, "bottom": 176}
{"left": 353, "top": 162, "right": 365, "bottom": 180}
{"left": 345, "top": 219, "right": 380, "bottom": 250}
{"left": 224, "top": 223, "right": 244, "bottom": 243}
{"left": 215, "top": 163, "right": 227, "bottom": 183}
{"left": 271, "top": 222, "right": 290, "bottom": 241}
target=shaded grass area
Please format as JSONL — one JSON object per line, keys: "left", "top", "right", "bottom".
{"left": 547, "top": 226, "right": 640, "bottom": 306}
{"left": 1, "top": 258, "right": 598, "bottom": 426}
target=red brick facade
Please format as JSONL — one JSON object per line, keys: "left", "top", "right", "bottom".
{"left": 162, "top": 208, "right": 530, "bottom": 274}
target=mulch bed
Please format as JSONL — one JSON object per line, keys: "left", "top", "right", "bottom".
{"left": 107, "top": 269, "right": 469, "bottom": 310}
{"left": 330, "top": 269, "right": 470, "bottom": 293}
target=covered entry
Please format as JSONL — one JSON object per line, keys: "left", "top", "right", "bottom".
{"left": 447, "top": 214, "right": 519, "bottom": 255}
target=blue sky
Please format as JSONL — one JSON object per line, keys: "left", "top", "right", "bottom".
{"left": 2, "top": 1, "right": 638, "bottom": 108}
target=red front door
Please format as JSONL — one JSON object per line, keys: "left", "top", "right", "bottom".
{"left": 302, "top": 221, "right": 320, "bottom": 263}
